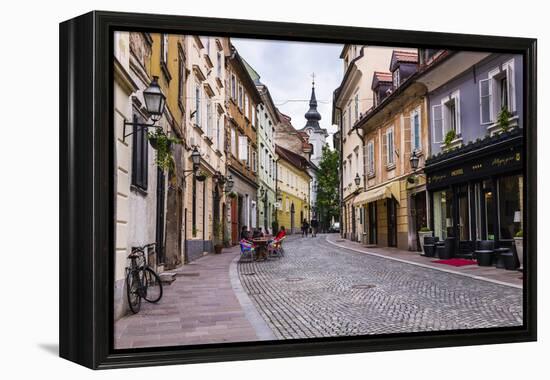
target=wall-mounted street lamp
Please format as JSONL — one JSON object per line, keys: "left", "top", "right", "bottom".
{"left": 123, "top": 76, "right": 166, "bottom": 142}
{"left": 183, "top": 146, "right": 202, "bottom": 179}
{"left": 410, "top": 150, "right": 420, "bottom": 170}
{"left": 407, "top": 151, "right": 425, "bottom": 184}
{"left": 354, "top": 173, "right": 361, "bottom": 187}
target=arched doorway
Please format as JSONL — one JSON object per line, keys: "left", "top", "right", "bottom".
{"left": 290, "top": 203, "right": 295, "bottom": 234}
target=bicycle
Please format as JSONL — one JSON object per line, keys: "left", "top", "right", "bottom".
{"left": 126, "top": 244, "right": 163, "bottom": 314}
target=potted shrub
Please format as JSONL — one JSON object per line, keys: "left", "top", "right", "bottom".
{"left": 213, "top": 221, "right": 224, "bottom": 254}
{"left": 443, "top": 129, "right": 456, "bottom": 149}
{"left": 417, "top": 226, "right": 433, "bottom": 254}
{"left": 514, "top": 229, "right": 523, "bottom": 270}
{"left": 497, "top": 106, "right": 513, "bottom": 132}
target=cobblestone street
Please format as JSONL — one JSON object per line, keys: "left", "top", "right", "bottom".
{"left": 238, "top": 234, "right": 523, "bottom": 339}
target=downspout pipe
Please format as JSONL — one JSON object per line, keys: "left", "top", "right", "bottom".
{"left": 334, "top": 104, "right": 344, "bottom": 238}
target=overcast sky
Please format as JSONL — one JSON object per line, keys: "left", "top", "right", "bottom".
{"left": 232, "top": 38, "right": 343, "bottom": 145}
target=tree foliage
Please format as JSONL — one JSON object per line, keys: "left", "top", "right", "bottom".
{"left": 315, "top": 144, "right": 340, "bottom": 231}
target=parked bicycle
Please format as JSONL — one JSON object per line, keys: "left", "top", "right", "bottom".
{"left": 126, "top": 244, "right": 163, "bottom": 314}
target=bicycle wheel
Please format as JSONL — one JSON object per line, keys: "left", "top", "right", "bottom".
{"left": 143, "top": 267, "right": 163, "bottom": 303}
{"left": 126, "top": 270, "right": 142, "bottom": 314}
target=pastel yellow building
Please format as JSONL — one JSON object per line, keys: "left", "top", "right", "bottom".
{"left": 275, "top": 145, "right": 311, "bottom": 234}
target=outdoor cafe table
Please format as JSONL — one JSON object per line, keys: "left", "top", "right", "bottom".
{"left": 251, "top": 236, "right": 272, "bottom": 260}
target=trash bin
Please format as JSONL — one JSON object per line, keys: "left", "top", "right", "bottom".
{"left": 361, "top": 232, "right": 368, "bottom": 245}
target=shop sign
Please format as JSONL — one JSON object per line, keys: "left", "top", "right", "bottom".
{"left": 427, "top": 147, "right": 522, "bottom": 189}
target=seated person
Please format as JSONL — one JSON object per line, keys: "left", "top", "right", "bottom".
{"left": 275, "top": 226, "right": 286, "bottom": 241}
{"left": 252, "top": 227, "right": 264, "bottom": 239}
{"left": 240, "top": 226, "right": 251, "bottom": 241}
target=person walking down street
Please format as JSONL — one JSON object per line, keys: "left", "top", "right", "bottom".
{"left": 310, "top": 217, "right": 319, "bottom": 237}
{"left": 301, "top": 219, "right": 309, "bottom": 237}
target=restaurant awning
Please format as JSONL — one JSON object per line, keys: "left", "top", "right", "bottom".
{"left": 353, "top": 182, "right": 400, "bottom": 206}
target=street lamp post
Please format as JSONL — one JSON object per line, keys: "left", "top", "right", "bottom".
{"left": 123, "top": 76, "right": 166, "bottom": 142}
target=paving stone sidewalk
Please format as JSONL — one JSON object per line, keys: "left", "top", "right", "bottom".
{"left": 325, "top": 234, "right": 523, "bottom": 288}
{"left": 114, "top": 246, "right": 268, "bottom": 349}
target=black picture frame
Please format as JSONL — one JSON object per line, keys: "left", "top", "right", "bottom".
{"left": 59, "top": 10, "right": 537, "bottom": 370}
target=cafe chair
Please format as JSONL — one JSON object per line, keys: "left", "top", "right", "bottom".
{"left": 268, "top": 236, "right": 285, "bottom": 259}
{"left": 239, "top": 240, "right": 256, "bottom": 262}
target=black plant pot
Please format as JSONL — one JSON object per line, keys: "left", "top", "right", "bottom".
{"left": 477, "top": 251, "right": 493, "bottom": 266}
{"left": 423, "top": 244, "right": 435, "bottom": 257}
{"left": 195, "top": 174, "right": 207, "bottom": 182}
{"left": 148, "top": 135, "right": 172, "bottom": 150}
{"left": 502, "top": 252, "right": 518, "bottom": 270}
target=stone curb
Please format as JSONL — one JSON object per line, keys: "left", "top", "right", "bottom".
{"left": 229, "top": 254, "right": 277, "bottom": 341}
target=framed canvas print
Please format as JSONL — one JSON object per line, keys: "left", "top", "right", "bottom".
{"left": 59, "top": 11, "right": 537, "bottom": 369}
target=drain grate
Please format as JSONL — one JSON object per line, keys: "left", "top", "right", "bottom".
{"left": 179, "top": 272, "right": 200, "bottom": 277}
{"left": 286, "top": 277, "right": 305, "bottom": 282}
{"left": 351, "top": 284, "right": 376, "bottom": 290}
{"left": 242, "top": 272, "right": 256, "bottom": 276}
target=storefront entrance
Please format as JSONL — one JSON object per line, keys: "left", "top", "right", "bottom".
{"left": 412, "top": 191, "right": 427, "bottom": 251}
{"left": 426, "top": 131, "right": 523, "bottom": 251}
{"left": 367, "top": 202, "right": 377, "bottom": 245}
{"left": 387, "top": 197, "right": 397, "bottom": 247}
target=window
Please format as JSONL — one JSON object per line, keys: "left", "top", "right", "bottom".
{"left": 195, "top": 83, "right": 201, "bottom": 128}
{"left": 206, "top": 98, "right": 213, "bottom": 138}
{"left": 481, "top": 59, "right": 516, "bottom": 125}
{"left": 244, "top": 95, "right": 249, "bottom": 119}
{"left": 231, "top": 128, "right": 237, "bottom": 156}
{"left": 393, "top": 69, "right": 400, "bottom": 88}
{"left": 354, "top": 94, "right": 359, "bottom": 122}
{"left": 238, "top": 85, "right": 244, "bottom": 109}
{"left": 216, "top": 51, "right": 222, "bottom": 78}
{"left": 231, "top": 74, "right": 236, "bottom": 99}
{"left": 216, "top": 115, "right": 222, "bottom": 150}
{"left": 269, "top": 156, "right": 272, "bottom": 177}
{"left": 348, "top": 106, "right": 352, "bottom": 130}
{"left": 385, "top": 127, "right": 395, "bottom": 166}
{"left": 410, "top": 108, "right": 421, "bottom": 151}
{"left": 443, "top": 92, "right": 460, "bottom": 135}
{"left": 161, "top": 34, "right": 168, "bottom": 65}
{"left": 433, "top": 91, "right": 460, "bottom": 143}
{"left": 252, "top": 151, "right": 257, "bottom": 172}
{"left": 342, "top": 110, "right": 347, "bottom": 135}
{"left": 178, "top": 50, "right": 186, "bottom": 106}
{"left": 131, "top": 113, "right": 148, "bottom": 190}
{"left": 238, "top": 135, "right": 248, "bottom": 162}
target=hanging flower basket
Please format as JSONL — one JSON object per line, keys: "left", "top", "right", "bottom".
{"left": 195, "top": 171, "right": 208, "bottom": 182}
{"left": 228, "top": 191, "right": 237, "bottom": 198}
{"left": 147, "top": 128, "right": 182, "bottom": 173}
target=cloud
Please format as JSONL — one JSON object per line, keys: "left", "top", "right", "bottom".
{"left": 232, "top": 38, "right": 343, "bottom": 144}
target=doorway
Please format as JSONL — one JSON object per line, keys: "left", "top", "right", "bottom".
{"left": 155, "top": 168, "right": 166, "bottom": 265}
{"left": 368, "top": 202, "right": 377, "bottom": 245}
{"left": 387, "top": 197, "right": 397, "bottom": 247}
{"left": 413, "top": 191, "right": 427, "bottom": 251}
{"left": 231, "top": 197, "right": 238, "bottom": 244}
{"left": 290, "top": 203, "right": 295, "bottom": 233}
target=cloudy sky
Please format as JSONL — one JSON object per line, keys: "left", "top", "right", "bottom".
{"left": 232, "top": 38, "right": 343, "bottom": 144}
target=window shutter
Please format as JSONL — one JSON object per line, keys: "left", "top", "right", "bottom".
{"left": 432, "top": 104, "right": 443, "bottom": 143}
{"left": 506, "top": 62, "right": 516, "bottom": 112}
{"left": 238, "top": 135, "right": 248, "bottom": 162}
{"left": 403, "top": 114, "right": 412, "bottom": 157}
{"left": 479, "top": 79, "right": 491, "bottom": 124}
{"left": 363, "top": 144, "right": 368, "bottom": 177}
{"left": 382, "top": 131, "right": 388, "bottom": 165}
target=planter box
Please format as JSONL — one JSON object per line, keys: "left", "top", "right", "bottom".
{"left": 514, "top": 237, "right": 523, "bottom": 270}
